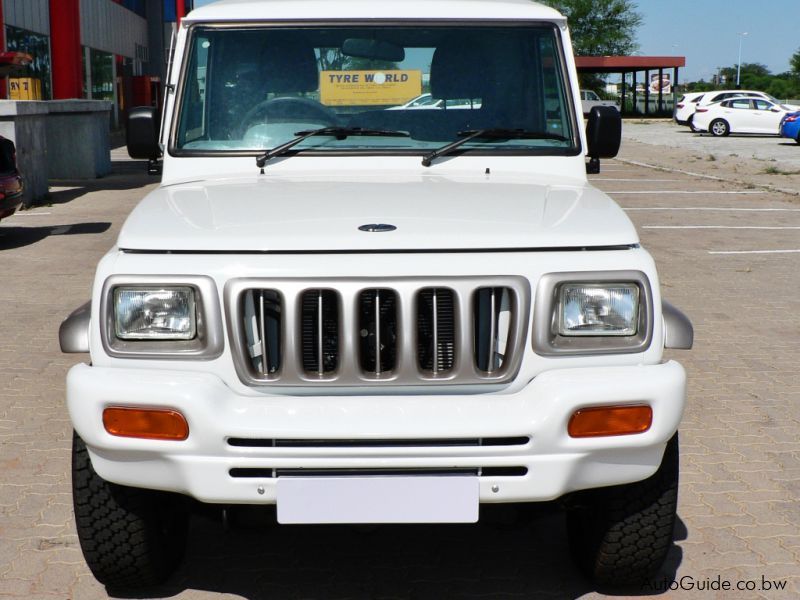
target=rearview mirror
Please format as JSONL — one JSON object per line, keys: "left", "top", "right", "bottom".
{"left": 342, "top": 38, "right": 405, "bottom": 62}
{"left": 585, "top": 106, "right": 621, "bottom": 174}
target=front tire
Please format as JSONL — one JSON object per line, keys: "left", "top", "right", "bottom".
{"left": 72, "top": 432, "right": 189, "bottom": 591}
{"left": 709, "top": 119, "right": 730, "bottom": 136}
{"left": 566, "top": 434, "right": 679, "bottom": 588}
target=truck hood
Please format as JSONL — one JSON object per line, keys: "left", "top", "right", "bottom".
{"left": 117, "top": 173, "right": 639, "bottom": 252}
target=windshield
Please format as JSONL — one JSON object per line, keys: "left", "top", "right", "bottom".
{"left": 173, "top": 24, "right": 577, "bottom": 156}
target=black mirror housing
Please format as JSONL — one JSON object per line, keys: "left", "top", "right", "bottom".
{"left": 127, "top": 106, "right": 161, "bottom": 160}
{"left": 586, "top": 106, "right": 621, "bottom": 160}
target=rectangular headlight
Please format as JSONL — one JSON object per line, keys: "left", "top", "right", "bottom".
{"left": 114, "top": 287, "right": 196, "bottom": 340}
{"left": 557, "top": 283, "right": 639, "bottom": 336}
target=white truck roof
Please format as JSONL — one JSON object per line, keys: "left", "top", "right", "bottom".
{"left": 186, "top": 0, "right": 565, "bottom": 23}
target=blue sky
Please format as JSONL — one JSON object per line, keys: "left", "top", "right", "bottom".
{"left": 636, "top": 0, "right": 797, "bottom": 82}
{"left": 191, "top": 0, "right": 799, "bottom": 82}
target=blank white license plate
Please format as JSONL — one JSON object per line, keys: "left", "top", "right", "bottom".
{"left": 277, "top": 476, "right": 479, "bottom": 524}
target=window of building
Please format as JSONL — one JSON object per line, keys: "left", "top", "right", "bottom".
{"left": 122, "top": 0, "right": 147, "bottom": 18}
{"left": 5, "top": 25, "right": 52, "bottom": 99}
{"left": 84, "top": 48, "right": 115, "bottom": 102}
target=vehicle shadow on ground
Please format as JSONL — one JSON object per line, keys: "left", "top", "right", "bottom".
{"left": 0, "top": 222, "right": 111, "bottom": 250}
{"left": 25, "top": 158, "right": 155, "bottom": 208}
{"left": 115, "top": 506, "right": 685, "bottom": 599}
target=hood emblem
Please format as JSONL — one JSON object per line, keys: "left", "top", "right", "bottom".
{"left": 359, "top": 224, "right": 397, "bottom": 233}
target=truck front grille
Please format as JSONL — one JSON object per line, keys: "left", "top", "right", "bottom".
{"left": 227, "top": 277, "right": 530, "bottom": 387}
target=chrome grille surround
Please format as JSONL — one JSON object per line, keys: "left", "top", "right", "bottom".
{"left": 225, "top": 277, "right": 530, "bottom": 387}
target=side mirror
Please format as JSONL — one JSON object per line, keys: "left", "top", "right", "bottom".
{"left": 126, "top": 106, "right": 161, "bottom": 161}
{"left": 585, "top": 106, "right": 621, "bottom": 174}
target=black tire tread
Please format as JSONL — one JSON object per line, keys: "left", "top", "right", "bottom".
{"left": 566, "top": 434, "right": 679, "bottom": 587}
{"left": 72, "top": 432, "right": 188, "bottom": 590}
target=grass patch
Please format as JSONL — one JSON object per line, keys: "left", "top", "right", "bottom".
{"left": 762, "top": 166, "right": 800, "bottom": 175}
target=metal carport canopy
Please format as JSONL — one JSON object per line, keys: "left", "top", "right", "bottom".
{"left": 576, "top": 56, "right": 687, "bottom": 116}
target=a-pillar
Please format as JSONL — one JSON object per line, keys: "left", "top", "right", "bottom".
{"left": 49, "top": 0, "right": 83, "bottom": 99}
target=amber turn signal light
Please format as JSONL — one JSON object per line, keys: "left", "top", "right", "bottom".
{"left": 568, "top": 404, "right": 652, "bottom": 438}
{"left": 103, "top": 407, "right": 189, "bottom": 441}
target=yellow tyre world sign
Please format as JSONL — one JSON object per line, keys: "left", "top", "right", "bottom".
{"left": 320, "top": 70, "right": 422, "bottom": 106}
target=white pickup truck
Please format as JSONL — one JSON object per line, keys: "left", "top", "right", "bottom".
{"left": 581, "top": 89, "right": 620, "bottom": 116}
{"left": 60, "top": 0, "right": 691, "bottom": 592}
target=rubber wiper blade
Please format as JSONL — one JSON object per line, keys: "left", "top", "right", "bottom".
{"left": 421, "top": 128, "right": 569, "bottom": 167}
{"left": 256, "top": 127, "right": 410, "bottom": 169}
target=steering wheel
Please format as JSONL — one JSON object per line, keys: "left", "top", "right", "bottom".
{"left": 239, "top": 97, "right": 338, "bottom": 137}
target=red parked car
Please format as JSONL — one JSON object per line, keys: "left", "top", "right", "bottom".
{"left": 0, "top": 52, "right": 29, "bottom": 221}
{"left": 0, "top": 135, "right": 23, "bottom": 221}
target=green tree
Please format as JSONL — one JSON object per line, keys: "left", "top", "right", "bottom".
{"left": 541, "top": 0, "right": 643, "bottom": 56}
{"left": 791, "top": 48, "right": 800, "bottom": 76}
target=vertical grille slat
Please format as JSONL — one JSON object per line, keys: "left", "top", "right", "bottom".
{"left": 488, "top": 288, "right": 497, "bottom": 373}
{"left": 474, "top": 287, "right": 514, "bottom": 374}
{"left": 232, "top": 278, "right": 528, "bottom": 386}
{"left": 417, "top": 288, "right": 456, "bottom": 374}
{"left": 259, "top": 290, "right": 269, "bottom": 375}
{"left": 317, "top": 291, "right": 324, "bottom": 376}
{"left": 432, "top": 289, "right": 439, "bottom": 375}
{"left": 375, "top": 290, "right": 382, "bottom": 375}
{"left": 242, "top": 289, "right": 282, "bottom": 377}
{"left": 359, "top": 289, "right": 398, "bottom": 375}
{"left": 301, "top": 290, "right": 339, "bottom": 375}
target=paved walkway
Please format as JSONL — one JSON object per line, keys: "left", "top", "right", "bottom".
{"left": 0, "top": 146, "right": 798, "bottom": 598}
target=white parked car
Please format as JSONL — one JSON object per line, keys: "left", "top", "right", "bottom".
{"left": 673, "top": 91, "right": 705, "bottom": 126}
{"left": 678, "top": 90, "right": 799, "bottom": 130}
{"left": 580, "top": 89, "right": 619, "bottom": 116}
{"left": 693, "top": 96, "right": 794, "bottom": 136}
{"left": 387, "top": 92, "right": 442, "bottom": 109}
{"left": 387, "top": 92, "right": 482, "bottom": 110}
{"left": 60, "top": 0, "right": 692, "bottom": 592}
{"left": 697, "top": 89, "right": 798, "bottom": 109}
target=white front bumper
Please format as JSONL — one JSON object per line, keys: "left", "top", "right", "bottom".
{"left": 67, "top": 361, "right": 686, "bottom": 504}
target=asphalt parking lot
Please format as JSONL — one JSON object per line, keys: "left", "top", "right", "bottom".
{"left": 1, "top": 136, "right": 799, "bottom": 599}
{"left": 624, "top": 120, "right": 800, "bottom": 171}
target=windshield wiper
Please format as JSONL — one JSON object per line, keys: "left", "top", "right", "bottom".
{"left": 256, "top": 127, "right": 410, "bottom": 169}
{"left": 421, "top": 128, "right": 569, "bottom": 167}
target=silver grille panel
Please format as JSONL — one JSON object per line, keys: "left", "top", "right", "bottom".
{"left": 226, "top": 277, "right": 530, "bottom": 387}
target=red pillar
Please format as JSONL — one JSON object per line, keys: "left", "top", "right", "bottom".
{"left": 49, "top": 0, "right": 83, "bottom": 99}
{"left": 176, "top": 0, "right": 186, "bottom": 24}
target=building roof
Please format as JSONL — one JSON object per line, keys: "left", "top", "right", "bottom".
{"left": 187, "top": 0, "right": 565, "bottom": 23}
{"left": 576, "top": 56, "right": 686, "bottom": 73}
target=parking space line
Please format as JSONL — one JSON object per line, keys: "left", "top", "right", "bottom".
{"left": 590, "top": 178, "right": 681, "bottom": 182}
{"left": 608, "top": 191, "right": 767, "bottom": 195}
{"left": 643, "top": 225, "right": 800, "bottom": 230}
{"left": 7, "top": 212, "right": 52, "bottom": 216}
{"left": 708, "top": 249, "right": 800, "bottom": 255}
{"left": 625, "top": 207, "right": 800, "bottom": 212}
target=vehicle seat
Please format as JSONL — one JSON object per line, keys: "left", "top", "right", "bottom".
{"left": 261, "top": 36, "right": 319, "bottom": 94}
{"left": 429, "top": 42, "right": 490, "bottom": 105}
